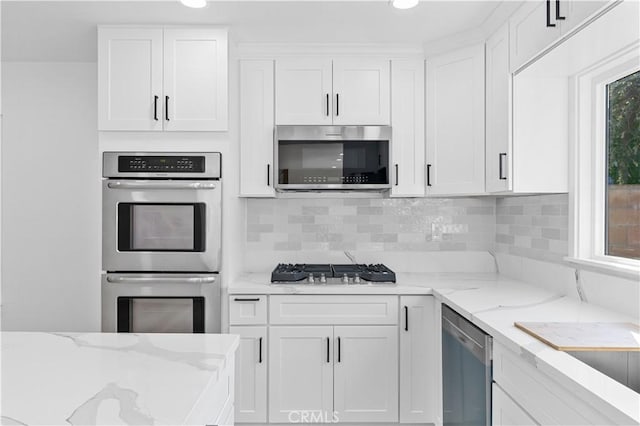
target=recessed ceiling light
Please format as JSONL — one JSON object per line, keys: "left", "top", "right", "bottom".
{"left": 391, "top": 0, "right": 419, "bottom": 9}
{"left": 181, "top": 0, "right": 207, "bottom": 9}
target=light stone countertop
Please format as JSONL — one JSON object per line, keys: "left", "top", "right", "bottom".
{"left": 0, "top": 332, "right": 239, "bottom": 425}
{"left": 230, "top": 272, "right": 640, "bottom": 424}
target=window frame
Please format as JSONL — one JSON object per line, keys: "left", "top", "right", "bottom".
{"left": 569, "top": 42, "right": 640, "bottom": 277}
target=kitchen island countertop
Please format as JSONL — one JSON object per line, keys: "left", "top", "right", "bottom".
{"left": 0, "top": 332, "right": 238, "bottom": 425}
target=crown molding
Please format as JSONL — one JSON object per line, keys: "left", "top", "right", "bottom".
{"left": 237, "top": 42, "right": 425, "bottom": 59}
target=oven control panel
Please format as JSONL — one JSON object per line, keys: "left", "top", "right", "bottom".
{"left": 118, "top": 156, "right": 205, "bottom": 173}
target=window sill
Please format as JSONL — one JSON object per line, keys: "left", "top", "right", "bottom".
{"left": 564, "top": 257, "right": 640, "bottom": 280}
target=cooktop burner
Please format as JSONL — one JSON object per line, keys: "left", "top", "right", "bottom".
{"left": 271, "top": 263, "right": 396, "bottom": 284}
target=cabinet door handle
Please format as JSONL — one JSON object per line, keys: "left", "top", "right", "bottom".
{"left": 233, "top": 297, "right": 260, "bottom": 302}
{"left": 395, "top": 164, "right": 399, "bottom": 186}
{"left": 404, "top": 306, "right": 409, "bottom": 331}
{"left": 258, "top": 337, "right": 263, "bottom": 363}
{"left": 326, "top": 337, "right": 330, "bottom": 363}
{"left": 267, "top": 164, "right": 271, "bottom": 186}
{"left": 546, "top": 0, "right": 556, "bottom": 27}
{"left": 426, "top": 164, "right": 432, "bottom": 187}
{"left": 326, "top": 93, "right": 330, "bottom": 117}
{"left": 153, "top": 95, "right": 159, "bottom": 121}
{"left": 165, "top": 96, "right": 170, "bottom": 121}
{"left": 336, "top": 93, "right": 339, "bottom": 116}
{"left": 555, "top": 0, "right": 566, "bottom": 20}
{"left": 499, "top": 153, "right": 507, "bottom": 180}
{"left": 337, "top": 337, "right": 341, "bottom": 362}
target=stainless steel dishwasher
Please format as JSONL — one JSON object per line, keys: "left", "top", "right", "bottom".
{"left": 442, "top": 304, "right": 493, "bottom": 426}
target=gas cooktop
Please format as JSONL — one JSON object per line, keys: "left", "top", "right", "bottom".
{"left": 271, "top": 263, "right": 396, "bottom": 284}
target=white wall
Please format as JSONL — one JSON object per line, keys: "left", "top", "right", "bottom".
{"left": 2, "top": 62, "right": 101, "bottom": 331}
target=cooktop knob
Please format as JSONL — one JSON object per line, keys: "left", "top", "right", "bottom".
{"left": 308, "top": 274, "right": 315, "bottom": 284}
{"left": 320, "top": 273, "right": 327, "bottom": 284}
{"left": 342, "top": 273, "right": 350, "bottom": 284}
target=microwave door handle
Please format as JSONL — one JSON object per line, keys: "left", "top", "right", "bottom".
{"left": 106, "top": 275, "right": 216, "bottom": 284}
{"left": 107, "top": 181, "right": 217, "bottom": 190}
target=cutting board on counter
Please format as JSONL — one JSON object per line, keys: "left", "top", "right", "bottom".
{"left": 514, "top": 322, "right": 640, "bottom": 351}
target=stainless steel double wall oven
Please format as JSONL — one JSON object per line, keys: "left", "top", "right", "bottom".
{"left": 102, "top": 152, "right": 222, "bottom": 333}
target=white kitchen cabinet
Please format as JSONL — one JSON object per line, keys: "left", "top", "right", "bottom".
{"left": 485, "top": 23, "right": 512, "bottom": 193}
{"left": 229, "top": 326, "right": 267, "bottom": 423}
{"left": 98, "top": 28, "right": 163, "bottom": 131}
{"left": 390, "top": 60, "right": 425, "bottom": 197}
{"left": 275, "top": 58, "right": 390, "bottom": 125}
{"left": 275, "top": 58, "right": 332, "bottom": 125}
{"left": 399, "top": 296, "right": 435, "bottom": 424}
{"left": 240, "top": 60, "right": 276, "bottom": 197}
{"left": 509, "top": 0, "right": 610, "bottom": 72}
{"left": 492, "top": 383, "right": 537, "bottom": 426}
{"left": 332, "top": 59, "right": 390, "bottom": 125}
{"left": 162, "top": 28, "right": 228, "bottom": 131}
{"left": 334, "top": 326, "right": 398, "bottom": 422}
{"left": 426, "top": 44, "right": 485, "bottom": 195}
{"left": 268, "top": 326, "right": 334, "bottom": 423}
{"left": 98, "top": 27, "right": 228, "bottom": 131}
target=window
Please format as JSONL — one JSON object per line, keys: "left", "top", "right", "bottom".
{"left": 571, "top": 44, "right": 640, "bottom": 275}
{"left": 605, "top": 71, "right": 640, "bottom": 260}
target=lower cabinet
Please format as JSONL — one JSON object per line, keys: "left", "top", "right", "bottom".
{"left": 229, "top": 326, "right": 268, "bottom": 423}
{"left": 492, "top": 383, "right": 537, "bottom": 426}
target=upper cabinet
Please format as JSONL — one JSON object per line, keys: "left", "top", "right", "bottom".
{"left": 275, "top": 58, "right": 390, "bottom": 125}
{"left": 510, "top": 0, "right": 610, "bottom": 72}
{"left": 98, "top": 27, "right": 228, "bottom": 131}
{"left": 426, "top": 44, "right": 486, "bottom": 196}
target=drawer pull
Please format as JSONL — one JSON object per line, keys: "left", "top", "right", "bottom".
{"left": 233, "top": 297, "right": 260, "bottom": 302}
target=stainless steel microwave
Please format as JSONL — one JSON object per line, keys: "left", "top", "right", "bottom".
{"left": 274, "top": 125, "right": 392, "bottom": 190}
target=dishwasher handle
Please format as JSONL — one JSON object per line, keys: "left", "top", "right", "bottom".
{"left": 442, "top": 316, "right": 491, "bottom": 365}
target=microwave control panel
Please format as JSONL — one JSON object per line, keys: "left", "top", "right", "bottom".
{"left": 118, "top": 156, "right": 205, "bottom": 173}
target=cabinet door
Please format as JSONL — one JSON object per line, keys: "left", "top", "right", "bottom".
{"left": 98, "top": 27, "right": 163, "bottom": 131}
{"left": 390, "top": 60, "right": 425, "bottom": 197}
{"left": 509, "top": 1, "right": 562, "bottom": 72}
{"left": 400, "top": 296, "right": 434, "bottom": 423}
{"left": 426, "top": 44, "right": 485, "bottom": 195}
{"left": 275, "top": 58, "right": 332, "bottom": 125}
{"left": 485, "top": 23, "right": 512, "bottom": 193}
{"left": 332, "top": 59, "right": 391, "bottom": 125}
{"left": 240, "top": 60, "right": 275, "bottom": 197}
{"left": 229, "top": 326, "right": 267, "bottom": 423}
{"left": 269, "top": 326, "right": 333, "bottom": 423}
{"left": 492, "top": 383, "right": 537, "bottom": 425}
{"left": 334, "top": 326, "right": 398, "bottom": 423}
{"left": 561, "top": 0, "right": 610, "bottom": 36}
{"left": 163, "top": 28, "right": 228, "bottom": 131}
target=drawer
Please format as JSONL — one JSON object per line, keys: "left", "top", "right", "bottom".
{"left": 270, "top": 295, "right": 398, "bottom": 325}
{"left": 229, "top": 295, "right": 267, "bottom": 325}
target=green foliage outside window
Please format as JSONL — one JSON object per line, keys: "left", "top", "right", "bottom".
{"left": 607, "top": 70, "right": 640, "bottom": 185}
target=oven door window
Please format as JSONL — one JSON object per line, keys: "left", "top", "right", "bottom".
{"left": 117, "top": 297, "right": 205, "bottom": 333}
{"left": 117, "top": 203, "right": 205, "bottom": 252}
{"left": 278, "top": 141, "right": 389, "bottom": 185}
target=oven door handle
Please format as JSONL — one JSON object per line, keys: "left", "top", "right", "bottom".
{"left": 106, "top": 181, "right": 217, "bottom": 190}
{"left": 106, "top": 276, "right": 216, "bottom": 284}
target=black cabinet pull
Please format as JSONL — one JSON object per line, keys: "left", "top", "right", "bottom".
{"left": 395, "top": 164, "right": 399, "bottom": 186}
{"left": 153, "top": 95, "right": 159, "bottom": 121}
{"left": 427, "top": 164, "right": 432, "bottom": 187}
{"left": 233, "top": 297, "right": 260, "bottom": 302}
{"left": 555, "top": 0, "right": 566, "bottom": 20}
{"left": 337, "top": 337, "right": 341, "bottom": 362}
{"left": 546, "top": 0, "right": 556, "bottom": 27}
{"left": 326, "top": 337, "right": 330, "bottom": 363}
{"left": 267, "top": 164, "right": 271, "bottom": 186}
{"left": 165, "top": 96, "right": 170, "bottom": 121}
{"left": 336, "top": 93, "right": 339, "bottom": 116}
{"left": 258, "top": 337, "right": 263, "bottom": 363}
{"left": 326, "top": 94, "right": 330, "bottom": 117}
{"left": 499, "top": 153, "right": 507, "bottom": 180}
{"left": 404, "top": 306, "right": 409, "bottom": 331}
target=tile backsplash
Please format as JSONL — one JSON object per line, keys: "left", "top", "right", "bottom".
{"left": 495, "top": 194, "right": 569, "bottom": 262}
{"left": 246, "top": 197, "right": 496, "bottom": 252}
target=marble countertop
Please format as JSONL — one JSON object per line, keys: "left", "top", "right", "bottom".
{"left": 229, "top": 272, "right": 640, "bottom": 424}
{"left": 0, "top": 332, "right": 239, "bottom": 425}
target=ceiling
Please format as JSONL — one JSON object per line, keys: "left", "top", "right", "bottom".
{"left": 2, "top": 1, "right": 510, "bottom": 62}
